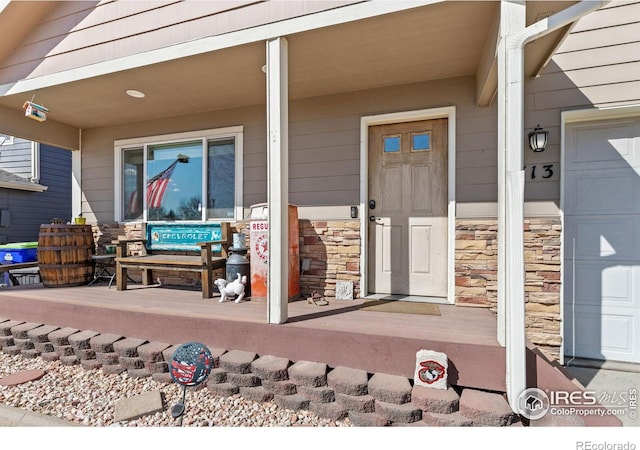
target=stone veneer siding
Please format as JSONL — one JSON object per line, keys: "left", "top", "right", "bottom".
{"left": 106, "top": 217, "right": 562, "bottom": 360}
{"left": 455, "top": 218, "right": 562, "bottom": 361}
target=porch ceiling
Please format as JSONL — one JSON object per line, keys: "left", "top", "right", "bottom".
{"left": 0, "top": 1, "right": 576, "bottom": 135}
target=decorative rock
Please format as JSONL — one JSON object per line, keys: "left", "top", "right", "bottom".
{"left": 0, "top": 368, "right": 46, "bottom": 386}
{"left": 114, "top": 390, "right": 163, "bottom": 422}
{"left": 414, "top": 349, "right": 448, "bottom": 390}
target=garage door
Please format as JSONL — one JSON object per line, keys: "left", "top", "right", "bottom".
{"left": 563, "top": 117, "right": 640, "bottom": 363}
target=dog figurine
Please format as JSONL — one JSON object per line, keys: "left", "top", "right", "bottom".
{"left": 215, "top": 273, "right": 247, "bottom": 303}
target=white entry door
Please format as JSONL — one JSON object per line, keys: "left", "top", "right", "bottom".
{"left": 564, "top": 117, "right": 640, "bottom": 363}
{"left": 367, "top": 119, "right": 448, "bottom": 298}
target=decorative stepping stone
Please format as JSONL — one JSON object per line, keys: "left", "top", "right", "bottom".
{"left": 0, "top": 369, "right": 46, "bottom": 386}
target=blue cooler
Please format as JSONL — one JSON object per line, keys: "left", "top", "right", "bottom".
{"left": 0, "top": 242, "right": 38, "bottom": 263}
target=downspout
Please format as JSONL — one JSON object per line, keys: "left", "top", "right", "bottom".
{"left": 71, "top": 128, "right": 82, "bottom": 220}
{"left": 502, "top": 0, "right": 609, "bottom": 412}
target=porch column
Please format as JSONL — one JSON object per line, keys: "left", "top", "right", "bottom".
{"left": 72, "top": 140, "right": 82, "bottom": 219}
{"left": 497, "top": 0, "right": 526, "bottom": 412}
{"left": 266, "top": 37, "right": 289, "bottom": 324}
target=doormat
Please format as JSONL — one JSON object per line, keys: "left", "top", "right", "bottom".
{"left": 359, "top": 300, "right": 441, "bottom": 316}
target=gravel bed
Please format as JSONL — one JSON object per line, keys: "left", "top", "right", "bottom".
{"left": 0, "top": 352, "right": 353, "bottom": 427}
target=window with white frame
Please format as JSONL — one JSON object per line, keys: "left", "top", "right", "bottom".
{"left": 115, "top": 127, "right": 243, "bottom": 222}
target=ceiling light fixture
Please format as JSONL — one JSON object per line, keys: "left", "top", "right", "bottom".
{"left": 126, "top": 89, "right": 145, "bottom": 98}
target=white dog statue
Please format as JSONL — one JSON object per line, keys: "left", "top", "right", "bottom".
{"left": 215, "top": 273, "right": 247, "bottom": 303}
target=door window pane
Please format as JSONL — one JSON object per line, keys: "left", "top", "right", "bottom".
{"left": 147, "top": 141, "right": 202, "bottom": 221}
{"left": 207, "top": 138, "right": 235, "bottom": 219}
{"left": 412, "top": 132, "right": 431, "bottom": 151}
{"left": 383, "top": 136, "right": 401, "bottom": 153}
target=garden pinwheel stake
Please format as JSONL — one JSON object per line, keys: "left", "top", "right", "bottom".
{"left": 169, "top": 342, "right": 214, "bottom": 425}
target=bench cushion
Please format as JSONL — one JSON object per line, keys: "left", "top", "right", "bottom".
{"left": 146, "top": 222, "right": 225, "bottom": 252}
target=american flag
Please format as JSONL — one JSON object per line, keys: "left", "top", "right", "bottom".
{"left": 147, "top": 160, "right": 178, "bottom": 208}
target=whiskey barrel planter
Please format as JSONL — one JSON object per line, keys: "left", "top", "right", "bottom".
{"left": 37, "top": 224, "right": 95, "bottom": 287}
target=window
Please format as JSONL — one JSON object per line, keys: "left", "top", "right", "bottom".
{"left": 383, "top": 135, "right": 401, "bottom": 153}
{"left": 115, "top": 127, "right": 243, "bottom": 222}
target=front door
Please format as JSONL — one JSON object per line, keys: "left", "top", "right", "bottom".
{"left": 368, "top": 119, "right": 448, "bottom": 298}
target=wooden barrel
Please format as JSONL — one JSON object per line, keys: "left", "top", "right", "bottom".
{"left": 38, "top": 224, "right": 95, "bottom": 287}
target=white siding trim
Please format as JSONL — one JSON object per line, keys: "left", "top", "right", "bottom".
{"left": 359, "top": 106, "right": 456, "bottom": 304}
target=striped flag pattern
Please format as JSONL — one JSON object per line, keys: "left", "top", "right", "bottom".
{"left": 147, "top": 160, "right": 178, "bottom": 208}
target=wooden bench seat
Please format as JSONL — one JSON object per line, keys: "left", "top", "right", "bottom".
{"left": 115, "top": 222, "right": 230, "bottom": 298}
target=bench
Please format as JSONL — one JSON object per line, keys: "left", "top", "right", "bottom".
{"left": 115, "top": 222, "right": 230, "bottom": 298}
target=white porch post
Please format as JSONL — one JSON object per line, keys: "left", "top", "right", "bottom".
{"left": 71, "top": 131, "right": 82, "bottom": 219}
{"left": 266, "top": 37, "right": 289, "bottom": 324}
{"left": 498, "top": 0, "right": 526, "bottom": 413}
{"left": 498, "top": 0, "right": 609, "bottom": 412}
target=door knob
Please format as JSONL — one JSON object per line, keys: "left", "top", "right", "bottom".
{"left": 369, "top": 215, "right": 377, "bottom": 222}
{"left": 369, "top": 200, "right": 376, "bottom": 210}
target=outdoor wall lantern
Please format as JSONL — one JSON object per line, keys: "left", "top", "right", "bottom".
{"left": 528, "top": 125, "right": 548, "bottom": 152}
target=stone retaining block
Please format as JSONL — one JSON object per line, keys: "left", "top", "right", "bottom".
{"left": 288, "top": 360, "right": 327, "bottom": 387}
{"left": 423, "top": 411, "right": 473, "bottom": 427}
{"left": 274, "top": 394, "right": 310, "bottom": 411}
{"left": 335, "top": 393, "right": 376, "bottom": 413}
{"left": 113, "top": 338, "right": 147, "bottom": 357}
{"left": 239, "top": 386, "right": 274, "bottom": 403}
{"left": 328, "top": 366, "right": 368, "bottom": 396}
{"left": 207, "top": 382, "right": 239, "bottom": 397}
{"left": 298, "top": 385, "right": 335, "bottom": 403}
{"left": 459, "top": 388, "right": 515, "bottom": 426}
{"left": 137, "top": 342, "right": 170, "bottom": 362}
{"left": 14, "top": 338, "right": 34, "bottom": 351}
{"left": 411, "top": 386, "right": 460, "bottom": 414}
{"left": 90, "top": 334, "right": 123, "bottom": 353}
{"left": 10, "top": 322, "right": 43, "bottom": 339}
{"left": 226, "top": 372, "right": 261, "bottom": 387}
{"left": 219, "top": 350, "right": 257, "bottom": 374}
{"left": 251, "top": 355, "right": 290, "bottom": 381}
{"left": 348, "top": 411, "right": 390, "bottom": 427}
{"left": 27, "top": 325, "right": 59, "bottom": 343}
{"left": 34, "top": 342, "right": 54, "bottom": 353}
{"left": 68, "top": 330, "right": 100, "bottom": 350}
{"left": 262, "top": 380, "right": 297, "bottom": 395}
{"left": 309, "top": 401, "right": 348, "bottom": 420}
{"left": 368, "top": 373, "right": 412, "bottom": 405}
{"left": 0, "top": 320, "right": 25, "bottom": 336}
{"left": 47, "top": 327, "right": 79, "bottom": 346}
{"left": 375, "top": 400, "right": 422, "bottom": 423}
{"left": 41, "top": 352, "right": 60, "bottom": 362}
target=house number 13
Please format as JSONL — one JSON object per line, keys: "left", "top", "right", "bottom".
{"left": 525, "top": 164, "right": 556, "bottom": 181}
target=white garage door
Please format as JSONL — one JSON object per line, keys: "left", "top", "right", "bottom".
{"left": 564, "top": 117, "right": 640, "bottom": 363}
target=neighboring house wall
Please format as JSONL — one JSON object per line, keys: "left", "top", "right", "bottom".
{"left": 0, "top": 139, "right": 72, "bottom": 243}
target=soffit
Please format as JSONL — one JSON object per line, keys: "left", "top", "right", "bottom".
{"left": 0, "top": 1, "right": 576, "bottom": 131}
